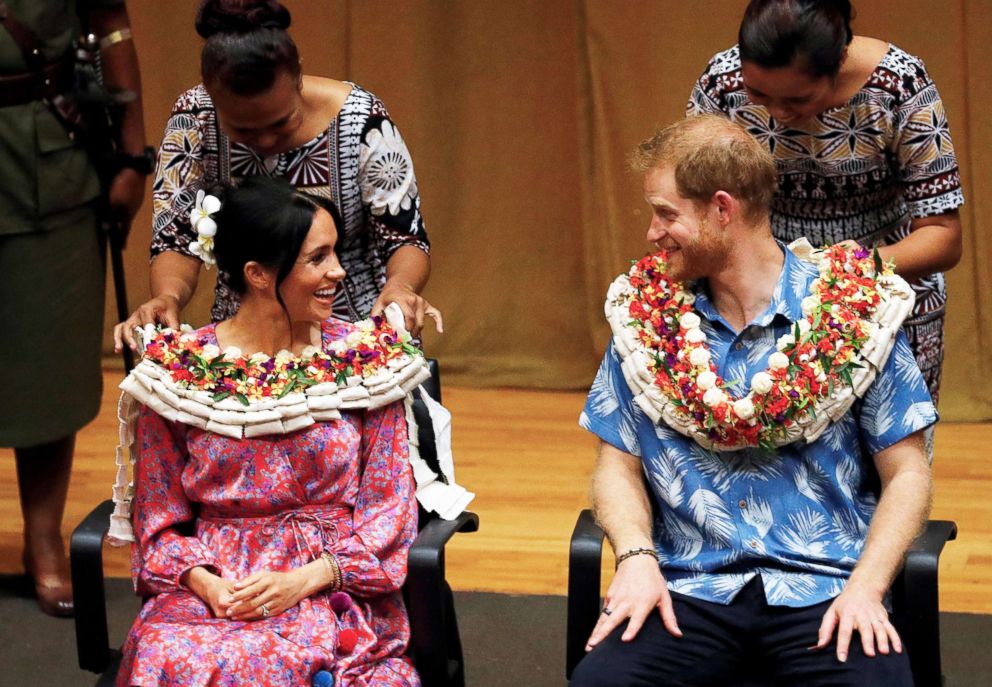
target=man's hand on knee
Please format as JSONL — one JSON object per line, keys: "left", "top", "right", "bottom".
{"left": 585, "top": 555, "right": 683, "bottom": 651}
{"left": 813, "top": 581, "right": 902, "bottom": 663}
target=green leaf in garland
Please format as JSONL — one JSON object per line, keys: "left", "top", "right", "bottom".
{"left": 212, "top": 391, "right": 231, "bottom": 402}
{"left": 236, "top": 393, "right": 249, "bottom": 407}
{"left": 873, "top": 246, "right": 883, "bottom": 274}
{"left": 839, "top": 366, "right": 853, "bottom": 386}
{"left": 277, "top": 380, "right": 297, "bottom": 398}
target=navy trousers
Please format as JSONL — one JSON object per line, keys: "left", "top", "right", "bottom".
{"left": 570, "top": 578, "right": 913, "bottom": 686}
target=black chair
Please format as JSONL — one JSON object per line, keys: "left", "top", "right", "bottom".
{"left": 566, "top": 509, "right": 957, "bottom": 687}
{"left": 72, "top": 358, "right": 478, "bottom": 687}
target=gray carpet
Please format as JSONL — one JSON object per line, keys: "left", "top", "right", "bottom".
{"left": 1, "top": 575, "right": 989, "bottom": 686}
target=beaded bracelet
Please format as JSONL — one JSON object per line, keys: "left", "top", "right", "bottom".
{"left": 320, "top": 551, "right": 342, "bottom": 591}
{"left": 615, "top": 547, "right": 658, "bottom": 567}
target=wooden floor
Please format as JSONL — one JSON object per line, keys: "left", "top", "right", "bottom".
{"left": 2, "top": 370, "right": 990, "bottom": 613}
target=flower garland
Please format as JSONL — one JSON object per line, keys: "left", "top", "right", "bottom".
{"left": 605, "top": 240, "right": 914, "bottom": 451}
{"left": 108, "top": 306, "right": 475, "bottom": 544}
{"left": 140, "top": 316, "right": 421, "bottom": 405}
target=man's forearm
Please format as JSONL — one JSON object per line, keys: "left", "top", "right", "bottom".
{"left": 591, "top": 441, "right": 655, "bottom": 554}
{"left": 849, "top": 435, "right": 933, "bottom": 595}
{"left": 89, "top": 6, "right": 146, "bottom": 156}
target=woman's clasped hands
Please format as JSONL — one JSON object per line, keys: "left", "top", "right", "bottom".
{"left": 182, "top": 564, "right": 326, "bottom": 621}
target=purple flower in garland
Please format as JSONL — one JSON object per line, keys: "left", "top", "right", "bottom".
{"left": 262, "top": 359, "right": 276, "bottom": 372}
{"left": 854, "top": 247, "right": 870, "bottom": 260}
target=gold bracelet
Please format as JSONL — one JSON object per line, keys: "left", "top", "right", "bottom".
{"left": 615, "top": 547, "right": 658, "bottom": 567}
{"left": 99, "top": 27, "right": 133, "bottom": 50}
{"left": 320, "top": 551, "right": 342, "bottom": 591}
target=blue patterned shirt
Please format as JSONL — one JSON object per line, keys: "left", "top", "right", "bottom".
{"left": 580, "top": 245, "right": 937, "bottom": 607}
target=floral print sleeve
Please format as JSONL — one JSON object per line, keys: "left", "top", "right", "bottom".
{"left": 358, "top": 101, "right": 431, "bottom": 265}
{"left": 149, "top": 87, "right": 216, "bottom": 259}
{"left": 329, "top": 400, "right": 418, "bottom": 596}
{"left": 131, "top": 405, "right": 218, "bottom": 595}
{"left": 889, "top": 53, "right": 965, "bottom": 220}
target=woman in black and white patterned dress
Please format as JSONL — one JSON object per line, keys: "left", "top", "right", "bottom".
{"left": 688, "top": 0, "right": 963, "bottom": 403}
{"left": 116, "top": 0, "right": 440, "bottom": 350}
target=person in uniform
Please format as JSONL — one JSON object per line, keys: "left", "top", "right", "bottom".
{"left": 0, "top": 0, "right": 149, "bottom": 616}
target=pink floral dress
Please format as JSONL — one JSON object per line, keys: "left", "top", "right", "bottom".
{"left": 117, "top": 321, "right": 420, "bottom": 687}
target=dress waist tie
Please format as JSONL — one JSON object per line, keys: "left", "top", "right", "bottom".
{"left": 200, "top": 504, "right": 351, "bottom": 561}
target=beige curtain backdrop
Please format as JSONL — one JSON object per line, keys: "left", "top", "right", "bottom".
{"left": 108, "top": 0, "right": 991, "bottom": 421}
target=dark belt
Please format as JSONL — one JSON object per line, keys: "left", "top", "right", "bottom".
{"left": 0, "top": 57, "right": 73, "bottom": 108}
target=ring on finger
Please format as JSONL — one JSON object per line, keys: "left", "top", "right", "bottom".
{"left": 260, "top": 603, "right": 270, "bottom": 618}
{"left": 601, "top": 607, "right": 613, "bottom": 616}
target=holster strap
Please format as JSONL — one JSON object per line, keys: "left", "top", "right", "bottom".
{"left": 0, "top": 57, "right": 73, "bottom": 108}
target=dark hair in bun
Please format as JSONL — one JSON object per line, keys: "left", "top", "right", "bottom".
{"left": 210, "top": 177, "right": 343, "bottom": 315}
{"left": 196, "top": 0, "right": 300, "bottom": 95}
{"left": 739, "top": 0, "right": 854, "bottom": 78}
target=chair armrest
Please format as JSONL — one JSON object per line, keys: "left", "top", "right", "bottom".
{"left": 892, "top": 519, "right": 957, "bottom": 687}
{"left": 409, "top": 511, "right": 479, "bottom": 573}
{"left": 406, "top": 511, "right": 478, "bottom": 686}
{"left": 566, "top": 509, "right": 606, "bottom": 679}
{"left": 70, "top": 499, "right": 115, "bottom": 674}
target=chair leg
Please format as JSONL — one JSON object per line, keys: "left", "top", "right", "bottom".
{"left": 444, "top": 582, "right": 465, "bottom": 686}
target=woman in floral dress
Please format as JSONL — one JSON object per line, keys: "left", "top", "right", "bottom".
{"left": 116, "top": 177, "right": 420, "bottom": 686}
{"left": 688, "top": 0, "right": 963, "bottom": 403}
{"left": 115, "top": 0, "right": 440, "bottom": 352}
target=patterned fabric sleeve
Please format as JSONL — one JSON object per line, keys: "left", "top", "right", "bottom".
{"left": 329, "top": 400, "right": 418, "bottom": 596}
{"left": 686, "top": 49, "right": 736, "bottom": 116}
{"left": 579, "top": 344, "right": 644, "bottom": 458}
{"left": 891, "top": 55, "right": 965, "bottom": 220}
{"left": 149, "top": 89, "right": 213, "bottom": 259}
{"left": 856, "top": 332, "right": 938, "bottom": 455}
{"left": 131, "top": 405, "right": 219, "bottom": 595}
{"left": 358, "top": 99, "right": 431, "bottom": 267}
